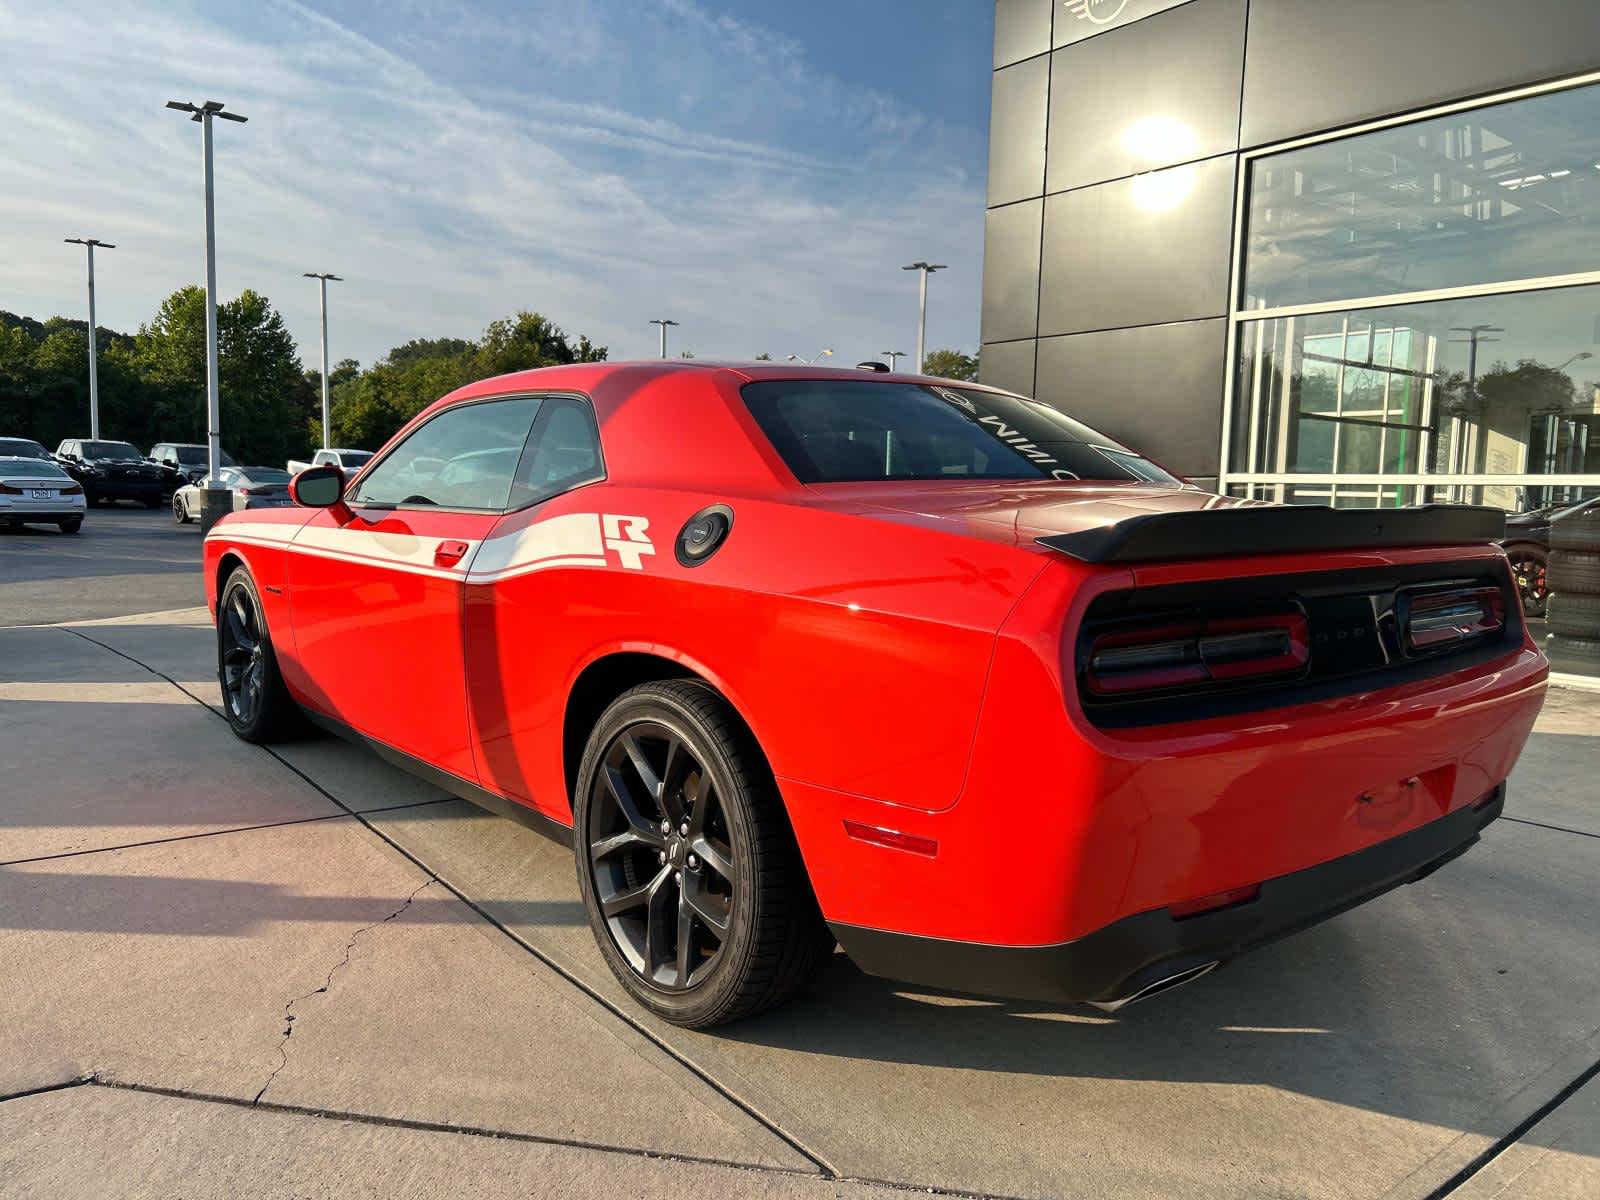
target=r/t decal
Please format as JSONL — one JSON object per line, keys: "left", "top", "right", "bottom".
{"left": 603, "top": 514, "right": 656, "bottom": 570}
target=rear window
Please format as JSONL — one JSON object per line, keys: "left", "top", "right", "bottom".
{"left": 741, "top": 381, "right": 1181, "bottom": 486}
{"left": 0, "top": 458, "right": 69, "bottom": 478}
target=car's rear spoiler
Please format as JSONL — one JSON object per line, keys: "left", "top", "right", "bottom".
{"left": 1036, "top": 504, "right": 1507, "bottom": 565}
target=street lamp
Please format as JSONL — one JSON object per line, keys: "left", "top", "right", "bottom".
{"left": 1555, "top": 351, "right": 1594, "bottom": 372}
{"left": 303, "top": 272, "right": 343, "bottom": 449}
{"left": 786, "top": 348, "right": 834, "bottom": 364}
{"left": 902, "top": 262, "right": 946, "bottom": 373}
{"left": 649, "top": 318, "right": 679, "bottom": 359}
{"left": 166, "top": 98, "right": 246, "bottom": 534}
{"left": 63, "top": 238, "right": 115, "bottom": 440}
{"left": 882, "top": 350, "right": 907, "bottom": 372}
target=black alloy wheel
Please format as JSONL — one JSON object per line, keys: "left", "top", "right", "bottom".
{"left": 173, "top": 493, "right": 191, "bottom": 524}
{"left": 216, "top": 567, "right": 298, "bottom": 743}
{"left": 1507, "top": 548, "right": 1548, "bottom": 617}
{"left": 574, "top": 680, "right": 831, "bottom": 1027}
{"left": 587, "top": 719, "right": 736, "bottom": 992}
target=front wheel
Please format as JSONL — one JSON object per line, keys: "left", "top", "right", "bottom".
{"left": 217, "top": 567, "right": 300, "bottom": 743}
{"left": 574, "top": 680, "right": 831, "bottom": 1028}
{"left": 1506, "top": 546, "right": 1548, "bottom": 618}
{"left": 173, "top": 494, "right": 192, "bottom": 524}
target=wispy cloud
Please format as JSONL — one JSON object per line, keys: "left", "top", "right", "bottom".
{"left": 0, "top": 0, "right": 986, "bottom": 367}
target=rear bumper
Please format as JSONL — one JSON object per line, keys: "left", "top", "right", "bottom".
{"left": 832, "top": 784, "right": 1504, "bottom": 1006}
{"left": 1, "top": 509, "right": 83, "bottom": 525}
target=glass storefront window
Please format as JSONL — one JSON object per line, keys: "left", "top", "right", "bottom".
{"left": 1243, "top": 83, "right": 1600, "bottom": 311}
{"left": 1230, "top": 285, "right": 1600, "bottom": 496}
{"left": 1228, "top": 79, "right": 1600, "bottom": 675}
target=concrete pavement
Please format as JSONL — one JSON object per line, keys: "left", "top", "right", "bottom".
{"left": 2, "top": 594, "right": 1597, "bottom": 1197}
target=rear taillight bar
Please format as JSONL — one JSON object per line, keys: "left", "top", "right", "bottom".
{"left": 1086, "top": 612, "right": 1310, "bottom": 697}
{"left": 1400, "top": 585, "right": 1505, "bottom": 653}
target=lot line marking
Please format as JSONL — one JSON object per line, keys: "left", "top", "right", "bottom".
{"left": 1422, "top": 1054, "right": 1600, "bottom": 1199}
{"left": 57, "top": 624, "right": 839, "bottom": 1179}
{"left": 0, "top": 1077, "right": 96, "bottom": 1106}
{"left": 0, "top": 798, "right": 454, "bottom": 868}
{"left": 1501, "top": 815, "right": 1600, "bottom": 841}
{"left": 87, "top": 1078, "right": 833, "bottom": 1185}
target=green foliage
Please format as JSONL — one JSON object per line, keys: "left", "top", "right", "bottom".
{"left": 921, "top": 348, "right": 979, "bottom": 382}
{"left": 329, "top": 310, "right": 608, "bottom": 450}
{"left": 0, "top": 294, "right": 607, "bottom": 465}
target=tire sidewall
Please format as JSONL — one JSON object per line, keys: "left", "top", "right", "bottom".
{"left": 573, "top": 686, "right": 764, "bottom": 1026}
{"left": 217, "top": 567, "right": 285, "bottom": 742}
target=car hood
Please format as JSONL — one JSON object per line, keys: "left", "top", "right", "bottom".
{"left": 803, "top": 481, "right": 1252, "bottom": 550}
{"left": 85, "top": 457, "right": 161, "bottom": 471}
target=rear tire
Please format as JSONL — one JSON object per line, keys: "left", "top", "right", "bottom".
{"left": 1547, "top": 593, "right": 1600, "bottom": 639}
{"left": 1549, "top": 550, "right": 1600, "bottom": 594}
{"left": 1550, "top": 514, "right": 1600, "bottom": 554}
{"left": 142, "top": 495, "right": 161, "bottom": 509}
{"left": 574, "top": 679, "right": 831, "bottom": 1028}
{"left": 1505, "top": 545, "right": 1548, "bottom": 618}
{"left": 58, "top": 519, "right": 81, "bottom": 535}
{"left": 217, "top": 567, "right": 301, "bottom": 743}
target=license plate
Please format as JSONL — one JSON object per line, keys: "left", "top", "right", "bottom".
{"left": 30, "top": 488, "right": 55, "bottom": 499}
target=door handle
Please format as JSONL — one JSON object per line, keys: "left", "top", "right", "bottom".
{"left": 434, "top": 539, "right": 470, "bottom": 568}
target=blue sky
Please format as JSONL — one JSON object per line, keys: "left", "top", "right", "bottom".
{"left": 1, "top": 0, "right": 993, "bottom": 368}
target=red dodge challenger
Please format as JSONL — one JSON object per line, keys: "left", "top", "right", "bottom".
{"left": 204, "top": 362, "right": 1548, "bottom": 1027}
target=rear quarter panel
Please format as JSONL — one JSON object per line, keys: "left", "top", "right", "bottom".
{"left": 464, "top": 484, "right": 1046, "bottom": 819}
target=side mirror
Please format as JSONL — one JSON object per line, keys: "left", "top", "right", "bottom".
{"left": 290, "top": 464, "right": 346, "bottom": 509}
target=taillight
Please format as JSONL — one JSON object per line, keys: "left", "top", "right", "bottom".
{"left": 1400, "top": 585, "right": 1505, "bottom": 653}
{"left": 60, "top": 483, "right": 83, "bottom": 495}
{"left": 0, "top": 482, "right": 19, "bottom": 495}
{"left": 1086, "top": 612, "right": 1309, "bottom": 697}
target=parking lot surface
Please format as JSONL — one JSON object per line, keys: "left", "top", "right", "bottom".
{"left": 2, "top": 509, "right": 1597, "bottom": 1198}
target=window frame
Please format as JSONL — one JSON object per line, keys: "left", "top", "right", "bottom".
{"left": 346, "top": 391, "right": 605, "bottom": 516}
{"left": 1218, "top": 68, "right": 1600, "bottom": 500}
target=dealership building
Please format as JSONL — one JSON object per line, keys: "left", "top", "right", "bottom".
{"left": 980, "top": 0, "right": 1600, "bottom": 518}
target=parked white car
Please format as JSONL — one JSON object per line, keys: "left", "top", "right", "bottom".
{"left": 0, "top": 456, "right": 86, "bottom": 534}
{"left": 172, "top": 466, "right": 294, "bottom": 524}
{"left": 286, "top": 447, "right": 374, "bottom": 480}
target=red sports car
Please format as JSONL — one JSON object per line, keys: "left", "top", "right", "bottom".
{"left": 205, "top": 362, "right": 1548, "bottom": 1027}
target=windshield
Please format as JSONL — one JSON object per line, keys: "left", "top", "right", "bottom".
{"left": 340, "top": 450, "right": 373, "bottom": 466}
{"left": 174, "top": 446, "right": 235, "bottom": 466}
{"left": 0, "top": 439, "right": 49, "bottom": 460}
{"left": 0, "top": 458, "right": 68, "bottom": 478}
{"left": 82, "top": 441, "right": 141, "bottom": 460}
{"left": 741, "top": 381, "right": 1182, "bottom": 486}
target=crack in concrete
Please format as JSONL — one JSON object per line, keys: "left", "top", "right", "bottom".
{"left": 252, "top": 878, "right": 436, "bottom": 1106}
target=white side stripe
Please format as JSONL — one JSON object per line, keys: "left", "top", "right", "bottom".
{"left": 466, "top": 512, "right": 607, "bottom": 583}
{"left": 208, "top": 512, "right": 655, "bottom": 585}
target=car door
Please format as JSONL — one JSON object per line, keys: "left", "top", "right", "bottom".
{"left": 286, "top": 395, "right": 543, "bottom": 780}
{"left": 463, "top": 395, "right": 609, "bottom": 814}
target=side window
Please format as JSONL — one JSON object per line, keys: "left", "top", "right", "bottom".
{"left": 351, "top": 397, "right": 542, "bottom": 511}
{"left": 313, "top": 450, "right": 332, "bottom": 466}
{"left": 510, "top": 397, "right": 605, "bottom": 508}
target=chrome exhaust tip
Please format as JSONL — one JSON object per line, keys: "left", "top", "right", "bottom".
{"left": 1089, "top": 959, "right": 1219, "bottom": 1014}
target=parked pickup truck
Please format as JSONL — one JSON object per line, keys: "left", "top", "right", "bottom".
{"left": 287, "top": 447, "right": 374, "bottom": 481}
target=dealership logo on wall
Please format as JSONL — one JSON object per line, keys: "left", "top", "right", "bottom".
{"left": 1064, "top": 0, "right": 1130, "bottom": 25}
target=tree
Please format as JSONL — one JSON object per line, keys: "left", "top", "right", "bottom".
{"left": 132, "top": 285, "right": 311, "bottom": 464}
{"left": 921, "top": 348, "right": 978, "bottom": 382}
{"left": 754, "top": 352, "right": 772, "bottom": 361}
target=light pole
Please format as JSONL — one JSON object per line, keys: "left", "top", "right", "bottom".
{"left": 786, "top": 348, "right": 834, "bottom": 365}
{"left": 882, "top": 350, "right": 907, "bottom": 372}
{"left": 649, "top": 318, "right": 679, "bottom": 359}
{"left": 304, "top": 272, "right": 343, "bottom": 449}
{"left": 167, "top": 98, "right": 246, "bottom": 534}
{"left": 64, "top": 238, "right": 115, "bottom": 440}
{"left": 902, "top": 262, "right": 946, "bottom": 374}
